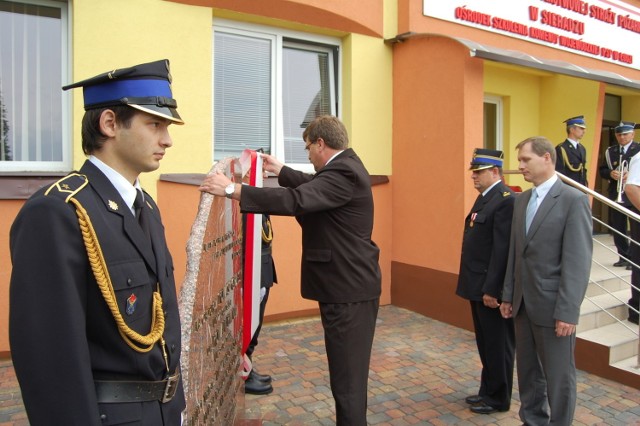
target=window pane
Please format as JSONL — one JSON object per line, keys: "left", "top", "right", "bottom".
{"left": 214, "top": 31, "right": 272, "bottom": 160}
{"left": 283, "top": 46, "right": 332, "bottom": 163}
{"left": 483, "top": 102, "right": 497, "bottom": 150}
{"left": 0, "top": 0, "right": 63, "bottom": 162}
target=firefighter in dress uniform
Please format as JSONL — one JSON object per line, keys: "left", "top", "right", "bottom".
{"left": 9, "top": 60, "right": 185, "bottom": 425}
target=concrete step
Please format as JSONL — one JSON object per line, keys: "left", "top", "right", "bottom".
{"left": 576, "top": 234, "right": 640, "bottom": 386}
{"left": 589, "top": 234, "right": 632, "bottom": 295}
{"left": 577, "top": 321, "right": 639, "bottom": 363}
{"left": 586, "top": 275, "right": 631, "bottom": 297}
{"left": 579, "top": 290, "right": 630, "bottom": 333}
{"left": 611, "top": 355, "right": 640, "bottom": 376}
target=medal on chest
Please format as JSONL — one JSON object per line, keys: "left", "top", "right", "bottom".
{"left": 470, "top": 212, "right": 477, "bottom": 228}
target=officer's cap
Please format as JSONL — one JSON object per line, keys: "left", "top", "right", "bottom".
{"left": 615, "top": 121, "right": 635, "bottom": 134}
{"left": 62, "top": 59, "right": 183, "bottom": 125}
{"left": 563, "top": 115, "right": 586, "bottom": 129}
{"left": 469, "top": 148, "right": 504, "bottom": 171}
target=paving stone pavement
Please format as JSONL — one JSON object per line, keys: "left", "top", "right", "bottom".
{"left": 1, "top": 305, "right": 639, "bottom": 425}
{"left": 244, "top": 305, "right": 640, "bottom": 425}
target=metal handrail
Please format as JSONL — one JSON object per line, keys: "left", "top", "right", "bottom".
{"left": 555, "top": 172, "right": 640, "bottom": 369}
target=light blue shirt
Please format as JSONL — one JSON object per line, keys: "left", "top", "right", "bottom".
{"left": 531, "top": 173, "right": 559, "bottom": 210}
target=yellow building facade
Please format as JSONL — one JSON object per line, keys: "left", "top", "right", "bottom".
{"left": 1, "top": 0, "right": 640, "bottom": 387}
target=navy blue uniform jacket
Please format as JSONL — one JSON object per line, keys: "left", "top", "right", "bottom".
{"left": 9, "top": 161, "right": 184, "bottom": 425}
{"left": 456, "top": 182, "right": 515, "bottom": 301}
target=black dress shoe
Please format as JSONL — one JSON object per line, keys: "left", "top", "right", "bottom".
{"left": 250, "top": 369, "right": 272, "bottom": 383}
{"left": 470, "top": 402, "right": 509, "bottom": 414}
{"left": 614, "top": 260, "right": 627, "bottom": 267}
{"left": 465, "top": 395, "right": 483, "bottom": 405}
{"left": 245, "top": 374, "right": 273, "bottom": 395}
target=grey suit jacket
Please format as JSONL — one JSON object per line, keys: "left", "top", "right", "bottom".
{"left": 502, "top": 177, "right": 592, "bottom": 327}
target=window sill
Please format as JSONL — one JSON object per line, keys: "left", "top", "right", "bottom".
{"left": 160, "top": 173, "right": 390, "bottom": 187}
{"left": 0, "top": 173, "right": 68, "bottom": 200}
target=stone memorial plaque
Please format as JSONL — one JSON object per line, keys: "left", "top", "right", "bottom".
{"left": 179, "top": 158, "right": 244, "bottom": 425}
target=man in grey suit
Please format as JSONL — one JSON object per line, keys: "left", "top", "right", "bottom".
{"left": 500, "top": 136, "right": 593, "bottom": 426}
{"left": 200, "top": 115, "right": 381, "bottom": 426}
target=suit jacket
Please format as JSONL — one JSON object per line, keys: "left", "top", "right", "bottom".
{"left": 555, "top": 139, "right": 587, "bottom": 185}
{"left": 240, "top": 148, "right": 381, "bottom": 303}
{"left": 598, "top": 141, "right": 640, "bottom": 203}
{"left": 456, "top": 181, "right": 515, "bottom": 301}
{"left": 9, "top": 160, "right": 184, "bottom": 425}
{"left": 502, "top": 178, "right": 592, "bottom": 327}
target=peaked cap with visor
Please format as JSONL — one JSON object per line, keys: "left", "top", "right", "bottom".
{"left": 62, "top": 59, "right": 184, "bottom": 124}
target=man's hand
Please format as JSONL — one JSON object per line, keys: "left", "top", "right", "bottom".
{"left": 199, "top": 170, "right": 235, "bottom": 198}
{"left": 261, "top": 154, "right": 284, "bottom": 176}
{"left": 482, "top": 294, "right": 500, "bottom": 309}
{"left": 555, "top": 320, "right": 576, "bottom": 337}
{"left": 500, "top": 302, "right": 513, "bottom": 319}
{"left": 611, "top": 169, "right": 621, "bottom": 181}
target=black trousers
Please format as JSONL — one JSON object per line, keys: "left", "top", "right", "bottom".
{"left": 319, "top": 298, "right": 379, "bottom": 426}
{"left": 246, "top": 286, "right": 270, "bottom": 359}
{"left": 470, "top": 301, "right": 515, "bottom": 410}
{"left": 609, "top": 206, "right": 630, "bottom": 259}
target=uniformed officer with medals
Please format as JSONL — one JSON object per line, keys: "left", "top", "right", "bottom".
{"left": 456, "top": 149, "right": 516, "bottom": 415}
{"left": 555, "top": 115, "right": 588, "bottom": 186}
{"left": 9, "top": 60, "right": 185, "bottom": 425}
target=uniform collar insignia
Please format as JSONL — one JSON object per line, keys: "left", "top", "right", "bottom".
{"left": 503, "top": 192, "right": 511, "bottom": 197}
{"left": 108, "top": 200, "right": 119, "bottom": 211}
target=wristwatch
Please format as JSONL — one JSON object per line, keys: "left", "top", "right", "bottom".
{"left": 224, "top": 183, "right": 235, "bottom": 199}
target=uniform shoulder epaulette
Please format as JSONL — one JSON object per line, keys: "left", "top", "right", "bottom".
{"left": 44, "top": 173, "right": 89, "bottom": 203}
{"left": 503, "top": 191, "right": 511, "bottom": 197}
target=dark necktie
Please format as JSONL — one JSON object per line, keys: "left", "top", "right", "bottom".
{"left": 471, "top": 194, "right": 483, "bottom": 211}
{"left": 133, "top": 189, "right": 151, "bottom": 241}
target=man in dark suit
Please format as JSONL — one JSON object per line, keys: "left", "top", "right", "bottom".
{"left": 200, "top": 115, "right": 381, "bottom": 426}
{"left": 599, "top": 121, "right": 640, "bottom": 268}
{"left": 456, "top": 149, "right": 515, "bottom": 415}
{"left": 555, "top": 115, "right": 588, "bottom": 186}
{"left": 501, "top": 136, "right": 592, "bottom": 426}
{"left": 9, "top": 60, "right": 185, "bottom": 425}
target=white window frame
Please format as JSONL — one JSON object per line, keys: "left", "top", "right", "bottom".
{"left": 0, "top": 0, "right": 71, "bottom": 172}
{"left": 483, "top": 95, "right": 503, "bottom": 151}
{"left": 213, "top": 19, "right": 341, "bottom": 173}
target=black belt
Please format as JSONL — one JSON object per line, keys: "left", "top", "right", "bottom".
{"left": 95, "top": 371, "right": 180, "bottom": 404}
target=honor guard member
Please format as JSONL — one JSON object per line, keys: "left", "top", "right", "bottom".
{"left": 456, "top": 149, "right": 515, "bottom": 415}
{"left": 555, "top": 115, "right": 588, "bottom": 186}
{"left": 9, "top": 60, "right": 185, "bottom": 425}
{"left": 599, "top": 121, "right": 639, "bottom": 268}
{"left": 243, "top": 213, "right": 278, "bottom": 395}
